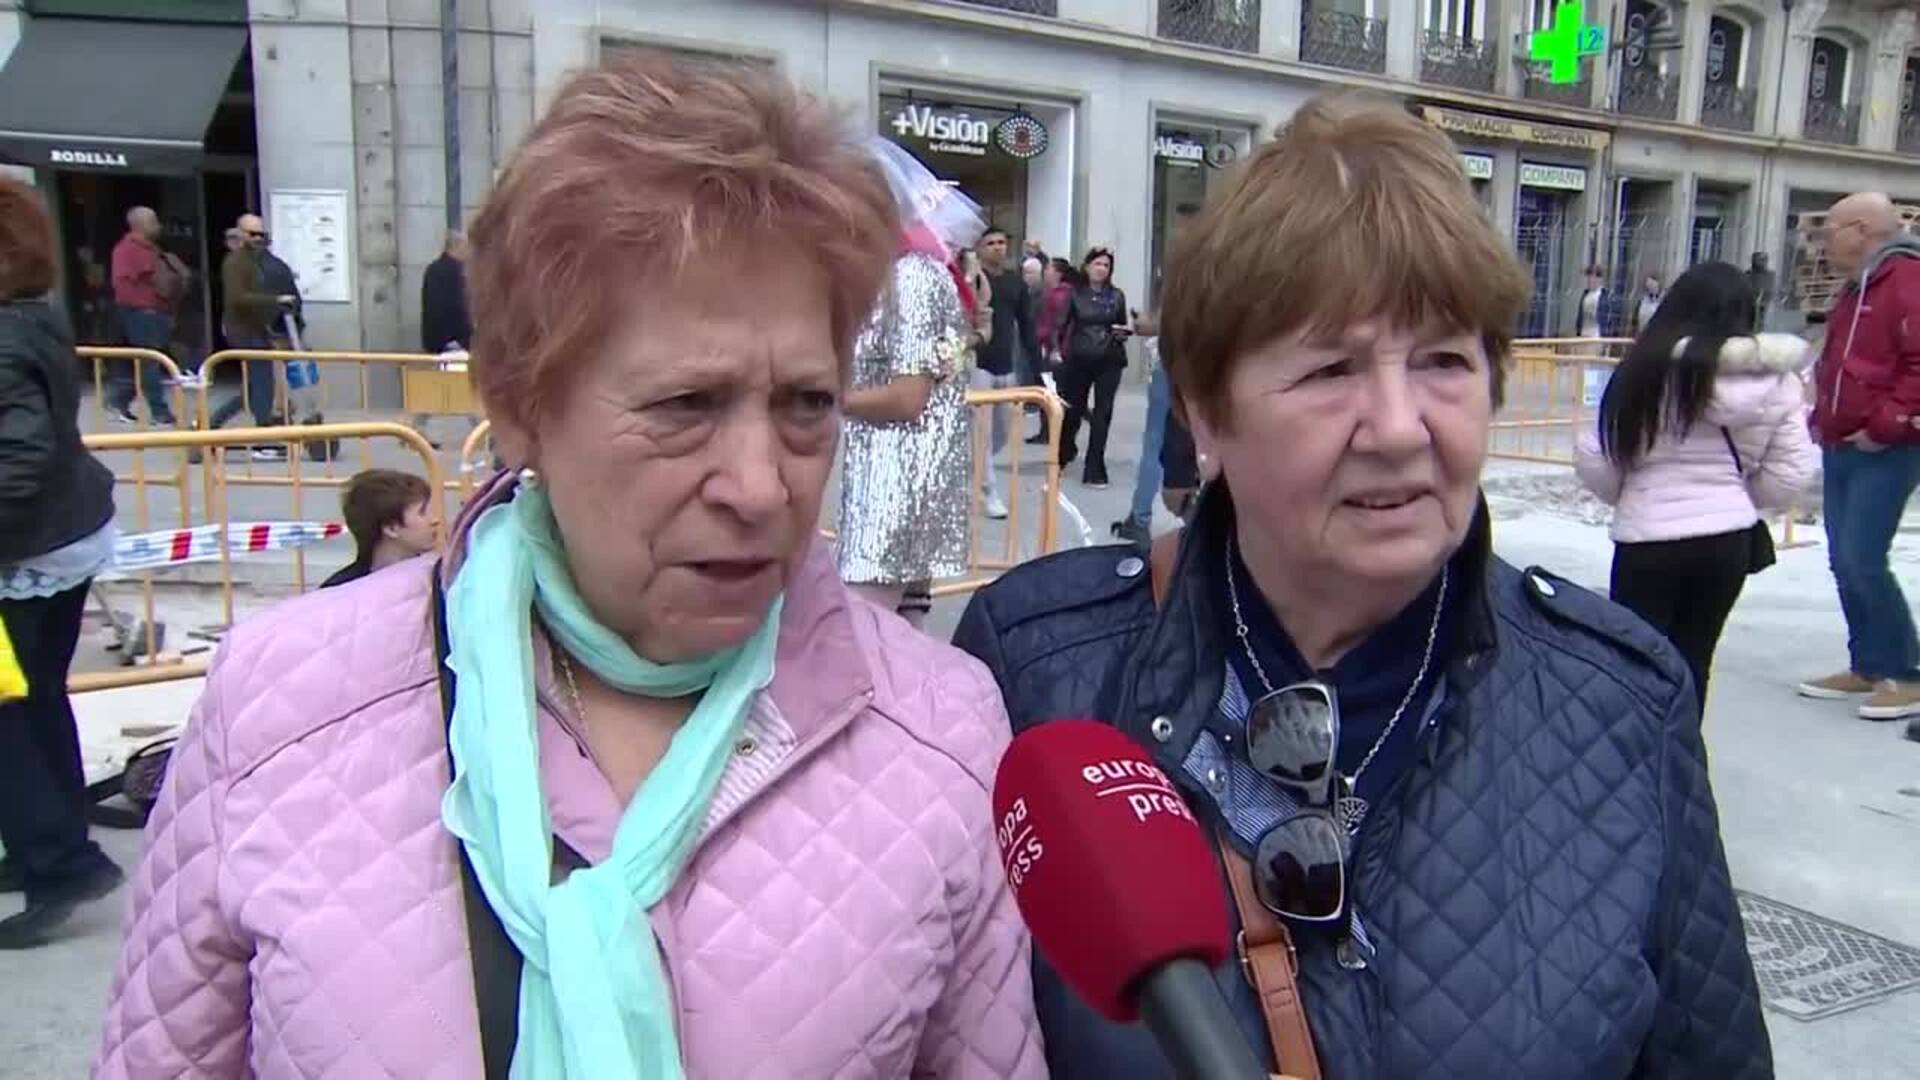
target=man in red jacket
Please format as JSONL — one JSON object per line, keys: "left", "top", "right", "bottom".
{"left": 1798, "top": 192, "right": 1920, "bottom": 732}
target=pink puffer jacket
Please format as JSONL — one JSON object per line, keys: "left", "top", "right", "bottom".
{"left": 95, "top": 478, "right": 1043, "bottom": 1079}
{"left": 1575, "top": 333, "right": 1819, "bottom": 544}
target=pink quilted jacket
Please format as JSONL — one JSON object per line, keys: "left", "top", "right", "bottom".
{"left": 95, "top": 481, "right": 1043, "bottom": 1079}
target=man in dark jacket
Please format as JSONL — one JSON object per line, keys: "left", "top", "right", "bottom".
{"left": 420, "top": 231, "right": 472, "bottom": 354}
{"left": 973, "top": 228, "right": 1038, "bottom": 518}
{"left": 1798, "top": 191, "right": 1920, "bottom": 730}
{"left": 0, "top": 174, "right": 125, "bottom": 947}
{"left": 207, "top": 214, "right": 289, "bottom": 456}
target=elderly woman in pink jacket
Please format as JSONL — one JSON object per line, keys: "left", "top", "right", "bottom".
{"left": 1576, "top": 261, "right": 1818, "bottom": 709}
{"left": 96, "top": 56, "right": 1042, "bottom": 1079}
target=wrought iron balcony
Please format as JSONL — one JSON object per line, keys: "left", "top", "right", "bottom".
{"left": 1802, "top": 99, "right": 1861, "bottom": 145}
{"left": 1699, "top": 83, "right": 1758, "bottom": 132}
{"left": 1516, "top": 60, "right": 1594, "bottom": 108}
{"left": 954, "top": 0, "right": 1057, "bottom": 13}
{"left": 1900, "top": 115, "right": 1920, "bottom": 156}
{"left": 1421, "top": 30, "right": 1495, "bottom": 92}
{"left": 1159, "top": 0, "right": 1261, "bottom": 53}
{"left": 1301, "top": 9, "right": 1388, "bottom": 74}
{"left": 1616, "top": 66, "right": 1679, "bottom": 121}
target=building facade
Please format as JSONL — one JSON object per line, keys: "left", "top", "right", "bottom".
{"left": 2, "top": 0, "right": 1917, "bottom": 354}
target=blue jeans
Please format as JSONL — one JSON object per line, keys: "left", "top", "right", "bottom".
{"left": 109, "top": 307, "right": 177, "bottom": 423}
{"left": 1127, "top": 365, "right": 1170, "bottom": 529}
{"left": 1823, "top": 444, "right": 1920, "bottom": 680}
{"left": 207, "top": 333, "right": 281, "bottom": 429}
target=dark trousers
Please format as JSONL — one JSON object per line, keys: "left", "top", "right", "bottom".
{"left": 1058, "top": 356, "right": 1123, "bottom": 483}
{"left": 109, "top": 307, "right": 178, "bottom": 423}
{"left": 207, "top": 333, "right": 281, "bottom": 429}
{"left": 0, "top": 582, "right": 109, "bottom": 893}
{"left": 1610, "top": 528, "right": 1750, "bottom": 711}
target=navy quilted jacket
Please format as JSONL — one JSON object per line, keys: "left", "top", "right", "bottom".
{"left": 953, "top": 488, "right": 1772, "bottom": 1079}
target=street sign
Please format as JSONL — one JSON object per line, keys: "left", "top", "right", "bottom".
{"left": 1529, "top": 1, "right": 1607, "bottom": 84}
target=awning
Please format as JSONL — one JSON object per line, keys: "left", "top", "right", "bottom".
{"left": 0, "top": 18, "right": 246, "bottom": 175}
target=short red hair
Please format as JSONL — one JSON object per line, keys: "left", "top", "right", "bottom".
{"left": 0, "top": 177, "right": 57, "bottom": 300}
{"left": 467, "top": 54, "right": 899, "bottom": 431}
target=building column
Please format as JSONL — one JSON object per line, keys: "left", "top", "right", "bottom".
{"left": 1676, "top": 0, "right": 1713, "bottom": 126}
{"left": 1773, "top": 0, "right": 1830, "bottom": 139}
{"left": 1494, "top": 0, "right": 1524, "bottom": 97}
{"left": 1262, "top": 0, "right": 1304, "bottom": 60}
{"left": 1385, "top": 0, "right": 1421, "bottom": 80}
{"left": 1862, "top": 9, "right": 1917, "bottom": 152}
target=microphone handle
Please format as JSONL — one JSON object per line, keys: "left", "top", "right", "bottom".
{"left": 1134, "top": 957, "right": 1270, "bottom": 1080}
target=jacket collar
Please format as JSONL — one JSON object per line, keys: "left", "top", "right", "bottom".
{"left": 1114, "top": 482, "right": 1498, "bottom": 767}
{"left": 443, "top": 469, "right": 871, "bottom": 750}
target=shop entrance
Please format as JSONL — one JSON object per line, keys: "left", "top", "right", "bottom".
{"left": 878, "top": 91, "right": 1038, "bottom": 251}
{"left": 1148, "top": 122, "right": 1249, "bottom": 306}
{"left": 1515, "top": 183, "right": 1585, "bottom": 337}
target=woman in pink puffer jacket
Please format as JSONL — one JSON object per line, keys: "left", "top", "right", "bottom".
{"left": 1576, "top": 261, "right": 1818, "bottom": 709}
{"left": 95, "top": 56, "right": 1041, "bottom": 1080}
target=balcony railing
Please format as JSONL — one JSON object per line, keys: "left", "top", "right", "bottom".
{"left": 1420, "top": 30, "right": 1495, "bottom": 91}
{"left": 1158, "top": 0, "right": 1261, "bottom": 52}
{"left": 1516, "top": 60, "right": 1594, "bottom": 107}
{"left": 1900, "top": 115, "right": 1920, "bottom": 156}
{"left": 1699, "top": 83, "right": 1758, "bottom": 132}
{"left": 1616, "top": 66, "right": 1679, "bottom": 120}
{"left": 954, "top": 0, "right": 1057, "bottom": 13}
{"left": 1302, "top": 9, "right": 1388, "bottom": 74}
{"left": 1803, "top": 99, "right": 1862, "bottom": 145}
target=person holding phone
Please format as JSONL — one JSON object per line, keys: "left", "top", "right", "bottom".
{"left": 1056, "top": 247, "right": 1131, "bottom": 487}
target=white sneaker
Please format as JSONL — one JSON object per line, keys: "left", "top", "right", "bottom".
{"left": 984, "top": 494, "right": 1009, "bottom": 520}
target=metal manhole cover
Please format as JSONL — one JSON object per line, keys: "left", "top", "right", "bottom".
{"left": 1738, "top": 892, "right": 1920, "bottom": 1021}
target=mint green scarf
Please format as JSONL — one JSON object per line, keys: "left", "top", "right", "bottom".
{"left": 442, "top": 486, "right": 781, "bottom": 1079}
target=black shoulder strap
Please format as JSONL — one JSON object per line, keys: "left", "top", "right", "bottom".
{"left": 431, "top": 569, "right": 523, "bottom": 1080}
{"left": 1720, "top": 426, "right": 1746, "bottom": 475}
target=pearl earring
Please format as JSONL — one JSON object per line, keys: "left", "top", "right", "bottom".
{"left": 518, "top": 466, "right": 540, "bottom": 488}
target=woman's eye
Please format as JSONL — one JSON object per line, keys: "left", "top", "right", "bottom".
{"left": 651, "top": 391, "right": 715, "bottom": 418}
{"left": 1417, "top": 351, "right": 1473, "bottom": 371}
{"left": 788, "top": 390, "right": 839, "bottom": 420}
{"left": 1302, "top": 359, "right": 1354, "bottom": 383}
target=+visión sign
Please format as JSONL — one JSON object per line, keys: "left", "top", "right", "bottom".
{"left": 1528, "top": 1, "right": 1607, "bottom": 85}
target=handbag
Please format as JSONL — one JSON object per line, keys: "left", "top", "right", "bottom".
{"left": 1720, "top": 428, "right": 1777, "bottom": 575}
{"left": 1148, "top": 536, "right": 1324, "bottom": 1080}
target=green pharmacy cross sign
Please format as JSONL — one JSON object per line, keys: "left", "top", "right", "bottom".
{"left": 1529, "top": 1, "right": 1608, "bottom": 84}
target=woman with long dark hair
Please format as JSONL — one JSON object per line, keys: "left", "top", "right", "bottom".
{"left": 1576, "top": 261, "right": 1817, "bottom": 707}
{"left": 1056, "top": 247, "right": 1131, "bottom": 487}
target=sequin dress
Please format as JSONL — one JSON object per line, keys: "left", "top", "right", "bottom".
{"left": 837, "top": 253, "right": 973, "bottom": 585}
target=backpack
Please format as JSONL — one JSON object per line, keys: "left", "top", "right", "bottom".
{"left": 152, "top": 250, "right": 192, "bottom": 310}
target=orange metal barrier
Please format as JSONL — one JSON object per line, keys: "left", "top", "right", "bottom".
{"left": 76, "top": 347, "right": 193, "bottom": 530}
{"left": 455, "top": 386, "right": 1067, "bottom": 598}
{"left": 71, "top": 422, "right": 444, "bottom": 693}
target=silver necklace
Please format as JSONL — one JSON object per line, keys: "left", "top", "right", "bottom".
{"left": 557, "top": 650, "right": 591, "bottom": 743}
{"left": 1226, "top": 541, "right": 1447, "bottom": 835}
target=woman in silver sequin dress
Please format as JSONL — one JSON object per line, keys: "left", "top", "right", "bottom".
{"left": 838, "top": 251, "right": 975, "bottom": 623}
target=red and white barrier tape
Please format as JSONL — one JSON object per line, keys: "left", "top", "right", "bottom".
{"left": 102, "top": 521, "right": 346, "bottom": 577}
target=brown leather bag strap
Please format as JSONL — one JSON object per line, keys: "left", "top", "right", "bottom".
{"left": 1221, "top": 844, "right": 1323, "bottom": 1080}
{"left": 1144, "top": 533, "right": 1322, "bottom": 1080}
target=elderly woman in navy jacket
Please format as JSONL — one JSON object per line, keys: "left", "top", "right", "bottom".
{"left": 954, "top": 93, "right": 1770, "bottom": 1079}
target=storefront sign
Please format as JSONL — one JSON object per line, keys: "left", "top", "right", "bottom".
{"left": 889, "top": 104, "right": 992, "bottom": 157}
{"left": 1421, "top": 106, "right": 1609, "bottom": 151}
{"left": 269, "top": 189, "right": 351, "bottom": 304}
{"left": 48, "top": 147, "right": 130, "bottom": 168}
{"left": 1519, "top": 162, "right": 1587, "bottom": 191}
{"left": 1155, "top": 135, "right": 1207, "bottom": 167}
{"left": 996, "top": 114, "right": 1049, "bottom": 160}
{"left": 1460, "top": 152, "right": 1495, "bottom": 181}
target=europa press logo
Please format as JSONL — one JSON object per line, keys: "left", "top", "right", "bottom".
{"left": 995, "top": 114, "right": 1049, "bottom": 160}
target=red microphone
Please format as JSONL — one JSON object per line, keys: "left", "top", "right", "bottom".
{"left": 993, "top": 719, "right": 1267, "bottom": 1079}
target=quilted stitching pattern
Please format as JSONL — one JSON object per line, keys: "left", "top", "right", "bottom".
{"left": 955, "top": 547, "right": 1773, "bottom": 1079}
{"left": 95, "top": 559, "right": 1043, "bottom": 1078}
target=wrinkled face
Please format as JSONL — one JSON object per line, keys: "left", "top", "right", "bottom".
{"left": 1086, "top": 254, "right": 1113, "bottom": 286}
{"left": 1189, "top": 319, "right": 1490, "bottom": 595}
{"left": 1824, "top": 217, "right": 1876, "bottom": 278}
{"left": 493, "top": 245, "right": 839, "bottom": 662}
{"left": 386, "top": 500, "right": 439, "bottom": 557}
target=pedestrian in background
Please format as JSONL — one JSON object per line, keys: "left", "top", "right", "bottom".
{"left": 0, "top": 176, "right": 124, "bottom": 949}
{"left": 1571, "top": 263, "right": 1613, "bottom": 338}
{"left": 972, "top": 227, "right": 1037, "bottom": 519}
{"left": 320, "top": 469, "right": 438, "bottom": 589}
{"left": 1055, "top": 246, "right": 1131, "bottom": 487}
{"left": 208, "top": 213, "right": 289, "bottom": 458}
{"left": 106, "top": 206, "right": 183, "bottom": 426}
{"left": 1577, "top": 262, "right": 1817, "bottom": 709}
{"left": 412, "top": 230, "right": 474, "bottom": 448}
{"left": 1798, "top": 192, "right": 1920, "bottom": 727}
{"left": 1111, "top": 307, "right": 1163, "bottom": 545}
{"left": 1632, "top": 271, "right": 1664, "bottom": 335}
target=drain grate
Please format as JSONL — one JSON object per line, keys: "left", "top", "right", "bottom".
{"left": 1738, "top": 892, "right": 1920, "bottom": 1021}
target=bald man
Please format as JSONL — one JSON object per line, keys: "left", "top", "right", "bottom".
{"left": 208, "top": 212, "right": 291, "bottom": 458}
{"left": 1799, "top": 192, "right": 1920, "bottom": 729}
{"left": 106, "top": 205, "right": 183, "bottom": 425}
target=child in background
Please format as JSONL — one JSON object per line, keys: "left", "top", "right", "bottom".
{"left": 320, "top": 469, "right": 438, "bottom": 588}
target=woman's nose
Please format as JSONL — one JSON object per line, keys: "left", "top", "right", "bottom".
{"left": 709, "top": 416, "right": 788, "bottom": 521}
{"left": 1353, "top": 365, "right": 1430, "bottom": 455}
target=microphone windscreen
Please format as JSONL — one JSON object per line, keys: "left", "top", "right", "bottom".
{"left": 991, "top": 719, "right": 1231, "bottom": 1022}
